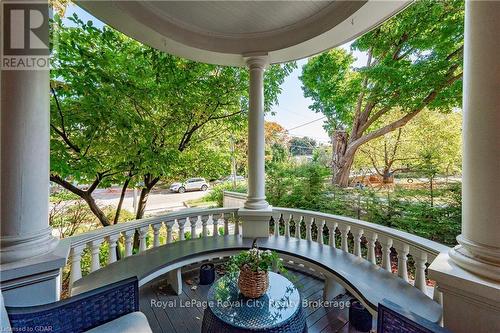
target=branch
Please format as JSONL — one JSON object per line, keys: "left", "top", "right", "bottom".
{"left": 50, "top": 174, "right": 86, "bottom": 197}
{"left": 50, "top": 85, "right": 81, "bottom": 154}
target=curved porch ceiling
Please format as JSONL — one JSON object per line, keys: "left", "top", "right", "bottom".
{"left": 76, "top": 1, "right": 411, "bottom": 66}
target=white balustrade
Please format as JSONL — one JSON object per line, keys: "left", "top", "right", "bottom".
{"left": 271, "top": 207, "right": 449, "bottom": 302}
{"left": 317, "top": 219, "right": 325, "bottom": 245}
{"left": 338, "top": 224, "right": 350, "bottom": 253}
{"left": 152, "top": 223, "right": 162, "bottom": 248}
{"left": 138, "top": 227, "right": 149, "bottom": 252}
{"left": 293, "top": 215, "right": 301, "bottom": 239}
{"left": 106, "top": 235, "right": 119, "bottom": 264}
{"left": 88, "top": 239, "right": 103, "bottom": 272}
{"left": 305, "top": 217, "right": 313, "bottom": 241}
{"left": 284, "top": 214, "right": 291, "bottom": 237}
{"left": 327, "top": 222, "right": 337, "bottom": 248}
{"left": 66, "top": 208, "right": 240, "bottom": 293}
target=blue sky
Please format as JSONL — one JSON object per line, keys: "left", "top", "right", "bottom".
{"left": 64, "top": 5, "right": 368, "bottom": 143}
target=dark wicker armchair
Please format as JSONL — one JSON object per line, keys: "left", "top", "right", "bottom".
{"left": 378, "top": 299, "right": 450, "bottom": 333}
{"left": 3, "top": 277, "right": 151, "bottom": 333}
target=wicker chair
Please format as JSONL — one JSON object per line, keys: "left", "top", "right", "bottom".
{"left": 377, "top": 299, "right": 450, "bottom": 333}
{"left": 1, "top": 277, "right": 152, "bottom": 333}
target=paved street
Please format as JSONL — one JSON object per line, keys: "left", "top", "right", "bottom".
{"left": 92, "top": 187, "right": 211, "bottom": 215}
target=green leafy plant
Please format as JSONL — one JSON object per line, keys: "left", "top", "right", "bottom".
{"left": 228, "top": 246, "right": 284, "bottom": 274}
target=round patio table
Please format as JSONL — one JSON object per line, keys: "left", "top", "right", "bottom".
{"left": 201, "top": 271, "right": 307, "bottom": 333}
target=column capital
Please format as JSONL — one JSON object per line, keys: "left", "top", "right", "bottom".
{"left": 245, "top": 55, "right": 269, "bottom": 70}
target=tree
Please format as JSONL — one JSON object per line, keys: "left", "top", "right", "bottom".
{"left": 289, "top": 136, "right": 317, "bottom": 156}
{"left": 301, "top": 0, "right": 464, "bottom": 186}
{"left": 49, "top": 15, "right": 295, "bottom": 225}
{"left": 356, "top": 110, "right": 462, "bottom": 183}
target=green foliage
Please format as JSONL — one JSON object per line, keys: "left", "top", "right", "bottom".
{"left": 289, "top": 136, "right": 317, "bottom": 156}
{"left": 203, "top": 182, "right": 247, "bottom": 207}
{"left": 228, "top": 248, "right": 283, "bottom": 273}
{"left": 267, "top": 161, "right": 461, "bottom": 247}
{"left": 49, "top": 14, "right": 294, "bottom": 224}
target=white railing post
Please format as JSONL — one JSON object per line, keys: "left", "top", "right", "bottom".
{"left": 284, "top": 214, "right": 291, "bottom": 237}
{"left": 69, "top": 245, "right": 85, "bottom": 294}
{"left": 88, "top": 239, "right": 103, "bottom": 272}
{"left": 305, "top": 217, "right": 313, "bottom": 241}
{"left": 338, "top": 224, "right": 350, "bottom": 253}
{"left": 212, "top": 214, "right": 219, "bottom": 237}
{"left": 190, "top": 216, "right": 199, "bottom": 239}
{"left": 152, "top": 223, "right": 162, "bottom": 248}
{"left": 327, "top": 222, "right": 337, "bottom": 248}
{"left": 123, "top": 230, "right": 134, "bottom": 257}
{"left": 165, "top": 221, "right": 174, "bottom": 243}
{"left": 413, "top": 249, "right": 428, "bottom": 292}
{"left": 379, "top": 236, "right": 393, "bottom": 272}
{"left": 106, "top": 234, "right": 119, "bottom": 264}
{"left": 393, "top": 241, "right": 410, "bottom": 282}
{"left": 138, "top": 227, "right": 149, "bottom": 252}
{"left": 202, "top": 215, "right": 209, "bottom": 237}
{"left": 178, "top": 218, "right": 186, "bottom": 241}
{"left": 366, "top": 232, "right": 377, "bottom": 265}
{"left": 317, "top": 219, "right": 325, "bottom": 245}
{"left": 352, "top": 227, "right": 364, "bottom": 257}
{"left": 294, "top": 215, "right": 302, "bottom": 239}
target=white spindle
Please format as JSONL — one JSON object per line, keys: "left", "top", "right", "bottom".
{"left": 178, "top": 218, "right": 186, "bottom": 240}
{"left": 88, "top": 239, "right": 103, "bottom": 272}
{"left": 305, "top": 217, "right": 313, "bottom": 241}
{"left": 433, "top": 284, "right": 443, "bottom": 304}
{"left": 284, "top": 214, "right": 291, "bottom": 237}
{"left": 186, "top": 217, "right": 194, "bottom": 239}
{"left": 152, "top": 223, "right": 162, "bottom": 247}
{"left": 202, "top": 215, "right": 209, "bottom": 237}
{"left": 294, "top": 215, "right": 301, "bottom": 239}
{"left": 123, "top": 230, "right": 134, "bottom": 257}
{"left": 212, "top": 214, "right": 219, "bottom": 237}
{"left": 393, "top": 241, "right": 409, "bottom": 282}
{"left": 69, "top": 245, "right": 85, "bottom": 293}
{"left": 413, "top": 250, "right": 428, "bottom": 292}
{"left": 327, "top": 222, "right": 337, "bottom": 248}
{"left": 317, "top": 219, "right": 325, "bottom": 245}
{"left": 106, "top": 234, "right": 119, "bottom": 264}
{"left": 193, "top": 216, "right": 201, "bottom": 238}
{"left": 165, "top": 222, "right": 174, "bottom": 243}
{"left": 352, "top": 228, "right": 363, "bottom": 257}
{"left": 223, "top": 214, "right": 229, "bottom": 235}
{"left": 379, "top": 236, "right": 393, "bottom": 272}
{"left": 366, "top": 232, "right": 377, "bottom": 264}
{"left": 138, "top": 226, "right": 148, "bottom": 252}
{"left": 338, "top": 224, "right": 350, "bottom": 252}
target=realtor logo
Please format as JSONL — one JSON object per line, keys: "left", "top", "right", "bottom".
{"left": 2, "top": 1, "right": 50, "bottom": 70}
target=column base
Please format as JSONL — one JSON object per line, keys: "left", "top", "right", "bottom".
{"left": 448, "top": 235, "right": 500, "bottom": 282}
{"left": 428, "top": 252, "right": 500, "bottom": 333}
{"left": 0, "top": 239, "right": 70, "bottom": 306}
{"left": 243, "top": 197, "right": 269, "bottom": 210}
{"left": 0, "top": 227, "right": 59, "bottom": 264}
{"left": 238, "top": 206, "right": 273, "bottom": 238}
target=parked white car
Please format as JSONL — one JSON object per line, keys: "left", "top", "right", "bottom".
{"left": 170, "top": 178, "right": 209, "bottom": 193}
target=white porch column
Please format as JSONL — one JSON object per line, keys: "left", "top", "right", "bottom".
{"left": 244, "top": 56, "right": 269, "bottom": 210}
{"left": 239, "top": 56, "right": 272, "bottom": 238}
{"left": 0, "top": 2, "right": 68, "bottom": 305}
{"left": 1, "top": 70, "right": 57, "bottom": 262}
{"left": 429, "top": 2, "right": 500, "bottom": 333}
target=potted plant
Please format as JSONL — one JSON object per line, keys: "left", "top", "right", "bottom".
{"left": 228, "top": 241, "right": 284, "bottom": 298}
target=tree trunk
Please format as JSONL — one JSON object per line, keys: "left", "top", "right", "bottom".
{"left": 331, "top": 130, "right": 348, "bottom": 184}
{"left": 114, "top": 175, "right": 132, "bottom": 224}
{"left": 332, "top": 150, "right": 356, "bottom": 187}
{"left": 82, "top": 194, "right": 111, "bottom": 227}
